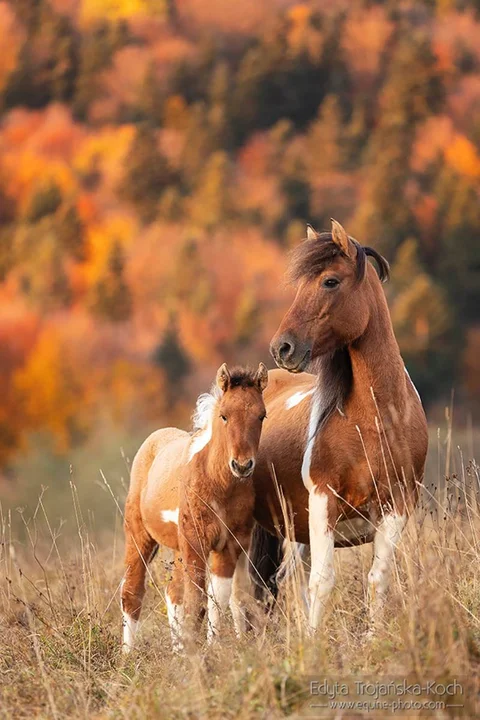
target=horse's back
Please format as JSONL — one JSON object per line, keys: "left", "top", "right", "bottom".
{"left": 138, "top": 428, "right": 190, "bottom": 546}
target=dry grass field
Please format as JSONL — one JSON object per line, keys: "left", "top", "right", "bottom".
{"left": 1, "top": 443, "right": 480, "bottom": 719}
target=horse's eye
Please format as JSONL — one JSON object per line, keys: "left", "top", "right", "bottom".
{"left": 322, "top": 277, "right": 340, "bottom": 289}
{"left": 259, "top": 413, "right": 267, "bottom": 422}
{"left": 220, "top": 414, "right": 227, "bottom": 423}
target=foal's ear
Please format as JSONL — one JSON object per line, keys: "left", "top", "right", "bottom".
{"left": 306, "top": 224, "right": 318, "bottom": 241}
{"left": 331, "top": 218, "right": 354, "bottom": 258}
{"left": 254, "top": 362, "right": 268, "bottom": 392}
{"left": 216, "top": 363, "right": 231, "bottom": 392}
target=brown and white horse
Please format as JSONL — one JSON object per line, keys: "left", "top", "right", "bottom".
{"left": 121, "top": 363, "right": 268, "bottom": 651}
{"left": 248, "top": 220, "right": 428, "bottom": 630}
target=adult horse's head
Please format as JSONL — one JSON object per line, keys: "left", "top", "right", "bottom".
{"left": 270, "top": 220, "right": 390, "bottom": 372}
{"left": 214, "top": 362, "right": 268, "bottom": 478}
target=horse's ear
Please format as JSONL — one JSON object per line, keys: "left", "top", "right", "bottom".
{"left": 331, "top": 218, "right": 354, "bottom": 258}
{"left": 216, "top": 363, "right": 230, "bottom": 392}
{"left": 255, "top": 362, "right": 268, "bottom": 392}
{"left": 306, "top": 224, "right": 317, "bottom": 241}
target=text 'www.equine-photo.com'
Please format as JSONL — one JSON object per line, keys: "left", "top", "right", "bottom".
{"left": 1, "top": 1, "right": 480, "bottom": 718}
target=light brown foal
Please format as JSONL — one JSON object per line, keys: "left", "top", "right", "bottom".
{"left": 121, "top": 362, "right": 268, "bottom": 651}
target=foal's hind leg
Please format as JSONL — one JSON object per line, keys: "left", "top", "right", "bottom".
{"left": 121, "top": 519, "right": 157, "bottom": 653}
{"left": 367, "top": 511, "right": 407, "bottom": 627}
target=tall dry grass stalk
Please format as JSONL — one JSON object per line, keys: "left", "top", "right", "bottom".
{"left": 1, "top": 430, "right": 479, "bottom": 718}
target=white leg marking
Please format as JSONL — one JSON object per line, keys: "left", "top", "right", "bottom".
{"left": 207, "top": 575, "right": 233, "bottom": 642}
{"left": 308, "top": 491, "right": 335, "bottom": 630}
{"left": 229, "top": 554, "right": 252, "bottom": 635}
{"left": 368, "top": 513, "right": 407, "bottom": 622}
{"left": 160, "top": 508, "right": 179, "bottom": 524}
{"left": 122, "top": 611, "right": 138, "bottom": 653}
{"left": 285, "top": 388, "right": 315, "bottom": 410}
{"left": 301, "top": 392, "right": 322, "bottom": 491}
{"left": 166, "top": 594, "right": 184, "bottom": 652}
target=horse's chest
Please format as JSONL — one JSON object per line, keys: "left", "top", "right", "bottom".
{"left": 211, "top": 501, "right": 229, "bottom": 552}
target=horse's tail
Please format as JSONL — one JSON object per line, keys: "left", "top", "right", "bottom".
{"left": 248, "top": 523, "right": 283, "bottom": 603}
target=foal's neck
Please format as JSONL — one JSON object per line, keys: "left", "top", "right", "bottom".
{"left": 348, "top": 280, "right": 406, "bottom": 414}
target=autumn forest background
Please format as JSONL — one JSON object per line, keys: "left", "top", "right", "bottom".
{"left": 1, "top": 0, "right": 480, "bottom": 531}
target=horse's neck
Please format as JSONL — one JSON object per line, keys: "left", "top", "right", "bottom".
{"left": 348, "top": 286, "right": 406, "bottom": 415}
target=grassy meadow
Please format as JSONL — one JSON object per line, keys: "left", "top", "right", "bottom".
{"left": 1, "top": 420, "right": 480, "bottom": 718}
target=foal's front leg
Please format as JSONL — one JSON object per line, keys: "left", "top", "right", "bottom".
{"left": 308, "top": 488, "right": 336, "bottom": 631}
{"left": 207, "top": 543, "right": 243, "bottom": 642}
{"left": 180, "top": 534, "right": 207, "bottom": 638}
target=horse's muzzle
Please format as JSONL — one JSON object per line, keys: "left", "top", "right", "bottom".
{"left": 270, "top": 334, "right": 311, "bottom": 373}
{"left": 230, "top": 458, "right": 255, "bottom": 478}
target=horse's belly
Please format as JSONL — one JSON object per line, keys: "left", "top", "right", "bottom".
{"left": 334, "top": 517, "right": 374, "bottom": 547}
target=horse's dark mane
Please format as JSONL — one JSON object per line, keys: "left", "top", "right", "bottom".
{"left": 227, "top": 366, "right": 259, "bottom": 389}
{"left": 289, "top": 232, "right": 390, "bottom": 284}
{"left": 312, "top": 348, "right": 352, "bottom": 438}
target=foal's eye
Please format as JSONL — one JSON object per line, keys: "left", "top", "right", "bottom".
{"left": 322, "top": 277, "right": 340, "bottom": 289}
{"left": 220, "top": 414, "right": 227, "bottom": 423}
{"left": 259, "top": 413, "right": 267, "bottom": 422}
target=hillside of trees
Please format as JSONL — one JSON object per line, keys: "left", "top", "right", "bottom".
{"left": 0, "top": 0, "right": 479, "bottom": 470}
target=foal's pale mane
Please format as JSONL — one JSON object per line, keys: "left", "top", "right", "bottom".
{"left": 192, "top": 386, "right": 221, "bottom": 432}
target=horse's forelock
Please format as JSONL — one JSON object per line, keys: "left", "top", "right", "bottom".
{"left": 289, "top": 232, "right": 389, "bottom": 284}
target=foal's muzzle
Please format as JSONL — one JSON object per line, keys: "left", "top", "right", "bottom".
{"left": 230, "top": 458, "right": 255, "bottom": 478}
{"left": 270, "top": 333, "right": 311, "bottom": 373}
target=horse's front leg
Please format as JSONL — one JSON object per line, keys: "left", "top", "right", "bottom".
{"left": 308, "top": 488, "right": 336, "bottom": 631}
{"left": 367, "top": 511, "right": 407, "bottom": 625}
{"left": 207, "top": 541, "right": 246, "bottom": 642}
{"left": 180, "top": 535, "right": 207, "bottom": 640}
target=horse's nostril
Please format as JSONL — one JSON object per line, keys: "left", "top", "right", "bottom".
{"left": 279, "top": 341, "right": 293, "bottom": 359}
{"left": 231, "top": 458, "right": 254, "bottom": 476}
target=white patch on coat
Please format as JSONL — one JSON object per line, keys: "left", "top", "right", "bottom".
{"left": 404, "top": 366, "right": 421, "bottom": 402}
{"left": 166, "top": 594, "right": 184, "bottom": 652}
{"left": 308, "top": 491, "right": 335, "bottom": 630}
{"left": 301, "top": 392, "right": 322, "bottom": 491}
{"left": 368, "top": 513, "right": 406, "bottom": 621}
{"left": 122, "top": 611, "right": 138, "bottom": 653}
{"left": 188, "top": 386, "right": 222, "bottom": 461}
{"left": 160, "top": 508, "right": 179, "bottom": 525}
{"left": 285, "top": 388, "right": 315, "bottom": 410}
{"left": 207, "top": 575, "right": 233, "bottom": 642}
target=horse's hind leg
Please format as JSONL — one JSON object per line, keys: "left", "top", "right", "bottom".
{"left": 367, "top": 511, "right": 407, "bottom": 627}
{"left": 121, "top": 514, "right": 157, "bottom": 653}
{"left": 166, "top": 552, "right": 184, "bottom": 652}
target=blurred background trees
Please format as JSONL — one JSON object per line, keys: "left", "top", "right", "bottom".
{"left": 0, "top": 0, "right": 479, "bottom": 475}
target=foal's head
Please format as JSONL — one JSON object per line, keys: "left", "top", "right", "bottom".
{"left": 214, "top": 363, "right": 268, "bottom": 479}
{"left": 270, "top": 220, "right": 390, "bottom": 372}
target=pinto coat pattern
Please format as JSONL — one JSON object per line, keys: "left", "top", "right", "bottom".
{"left": 121, "top": 362, "right": 268, "bottom": 651}
{"left": 247, "top": 220, "right": 428, "bottom": 630}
